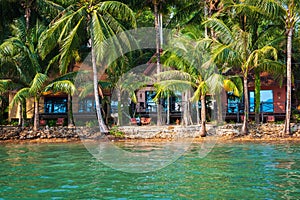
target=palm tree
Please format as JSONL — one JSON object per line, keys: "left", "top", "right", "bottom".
{"left": 0, "top": 18, "right": 42, "bottom": 126}
{"left": 38, "top": 0, "right": 136, "bottom": 133}
{"left": 244, "top": 0, "right": 299, "bottom": 133}
{"left": 0, "top": 17, "right": 76, "bottom": 131}
{"left": 274, "top": 0, "right": 300, "bottom": 134}
{"left": 158, "top": 28, "right": 241, "bottom": 136}
{"left": 0, "top": 80, "right": 11, "bottom": 124}
{"left": 10, "top": 72, "right": 76, "bottom": 131}
{"left": 205, "top": 16, "right": 279, "bottom": 134}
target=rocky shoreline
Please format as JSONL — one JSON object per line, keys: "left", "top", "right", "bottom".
{"left": 1, "top": 123, "right": 300, "bottom": 143}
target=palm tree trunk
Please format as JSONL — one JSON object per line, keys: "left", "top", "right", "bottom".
{"left": 182, "top": 92, "right": 188, "bottom": 125}
{"left": 33, "top": 97, "right": 39, "bottom": 132}
{"left": 241, "top": 75, "right": 249, "bottom": 135}
{"left": 18, "top": 102, "right": 22, "bottom": 126}
{"left": 22, "top": 100, "right": 26, "bottom": 127}
{"left": 25, "top": 7, "right": 30, "bottom": 30}
{"left": 68, "top": 95, "right": 74, "bottom": 126}
{"left": 284, "top": 28, "right": 293, "bottom": 135}
{"left": 91, "top": 40, "right": 108, "bottom": 133}
{"left": 254, "top": 69, "right": 260, "bottom": 124}
{"left": 187, "top": 90, "right": 193, "bottom": 125}
{"left": 154, "top": 1, "right": 162, "bottom": 126}
{"left": 117, "top": 89, "right": 122, "bottom": 126}
{"left": 196, "top": 100, "right": 200, "bottom": 124}
{"left": 167, "top": 93, "right": 170, "bottom": 124}
{"left": 200, "top": 95, "right": 206, "bottom": 137}
{"left": 106, "top": 97, "right": 111, "bottom": 125}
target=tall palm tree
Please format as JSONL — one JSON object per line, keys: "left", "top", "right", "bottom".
{"left": 122, "top": 0, "right": 185, "bottom": 125}
{"left": 158, "top": 28, "right": 241, "bottom": 136}
{"left": 0, "top": 18, "right": 42, "bottom": 126}
{"left": 205, "top": 16, "right": 279, "bottom": 134}
{"left": 0, "top": 17, "right": 76, "bottom": 131}
{"left": 273, "top": 0, "right": 300, "bottom": 134}
{"left": 39, "top": 0, "right": 136, "bottom": 133}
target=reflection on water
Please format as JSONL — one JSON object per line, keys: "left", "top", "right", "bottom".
{"left": 0, "top": 142, "right": 299, "bottom": 199}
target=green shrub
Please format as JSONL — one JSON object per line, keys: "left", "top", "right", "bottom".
{"left": 85, "top": 120, "right": 98, "bottom": 128}
{"left": 109, "top": 126, "right": 124, "bottom": 138}
{"left": 47, "top": 119, "right": 56, "bottom": 127}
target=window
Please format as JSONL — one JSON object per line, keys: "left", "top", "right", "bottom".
{"left": 249, "top": 90, "right": 274, "bottom": 113}
{"left": 170, "top": 92, "right": 182, "bottom": 112}
{"left": 44, "top": 97, "right": 67, "bottom": 113}
{"left": 249, "top": 91, "right": 255, "bottom": 112}
{"left": 227, "top": 92, "right": 241, "bottom": 113}
{"left": 79, "top": 98, "right": 96, "bottom": 113}
{"left": 260, "top": 90, "right": 274, "bottom": 112}
{"left": 145, "top": 91, "right": 157, "bottom": 112}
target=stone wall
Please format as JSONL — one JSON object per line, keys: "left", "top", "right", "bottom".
{"left": 1, "top": 123, "right": 300, "bottom": 141}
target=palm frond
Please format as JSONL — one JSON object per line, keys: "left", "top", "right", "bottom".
{"left": 38, "top": 7, "right": 86, "bottom": 59}
{"left": 155, "top": 79, "right": 195, "bottom": 92}
{"left": 91, "top": 11, "right": 106, "bottom": 56}
{"left": 204, "top": 18, "right": 234, "bottom": 44}
{"left": 52, "top": 71, "right": 81, "bottom": 82}
{"left": 9, "top": 88, "right": 30, "bottom": 107}
{"left": 0, "top": 80, "right": 11, "bottom": 92}
{"left": 29, "top": 73, "right": 48, "bottom": 94}
{"left": 59, "top": 17, "right": 84, "bottom": 74}
{"left": 78, "top": 83, "right": 93, "bottom": 98}
{"left": 190, "top": 82, "right": 207, "bottom": 102}
{"left": 206, "top": 73, "right": 224, "bottom": 95}
{"left": 36, "top": 0, "right": 65, "bottom": 21}
{"left": 98, "top": 1, "right": 136, "bottom": 28}
{"left": 154, "top": 70, "right": 192, "bottom": 82}
{"left": 44, "top": 80, "right": 76, "bottom": 95}
{"left": 10, "top": 18, "right": 26, "bottom": 40}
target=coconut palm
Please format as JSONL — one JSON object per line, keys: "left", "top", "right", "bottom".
{"left": 265, "top": 0, "right": 300, "bottom": 134}
{"left": 0, "top": 80, "right": 11, "bottom": 124}
{"left": 157, "top": 28, "right": 241, "bottom": 136}
{"left": 0, "top": 17, "right": 76, "bottom": 130}
{"left": 0, "top": 18, "right": 44, "bottom": 126}
{"left": 38, "top": 0, "right": 136, "bottom": 133}
{"left": 10, "top": 72, "right": 76, "bottom": 131}
{"left": 222, "top": 0, "right": 286, "bottom": 123}
{"left": 205, "top": 16, "right": 279, "bottom": 134}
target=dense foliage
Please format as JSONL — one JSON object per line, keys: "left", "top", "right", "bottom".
{"left": 0, "top": 0, "right": 299, "bottom": 134}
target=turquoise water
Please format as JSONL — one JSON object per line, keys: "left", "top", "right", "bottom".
{"left": 0, "top": 141, "right": 300, "bottom": 199}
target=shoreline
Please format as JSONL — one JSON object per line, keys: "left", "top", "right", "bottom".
{"left": 1, "top": 123, "right": 300, "bottom": 144}
{"left": 1, "top": 134, "right": 300, "bottom": 145}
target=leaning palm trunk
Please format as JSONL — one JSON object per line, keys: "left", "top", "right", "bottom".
{"left": 106, "top": 98, "right": 111, "bottom": 125}
{"left": 33, "top": 97, "right": 39, "bottom": 131}
{"left": 284, "top": 29, "right": 293, "bottom": 135}
{"left": 18, "top": 103, "right": 23, "bottom": 126}
{"left": 68, "top": 95, "right": 74, "bottom": 126}
{"left": 241, "top": 75, "right": 249, "bottom": 135}
{"left": 254, "top": 69, "right": 261, "bottom": 124}
{"left": 117, "top": 90, "right": 122, "bottom": 126}
{"left": 22, "top": 100, "right": 26, "bottom": 127}
{"left": 196, "top": 100, "right": 200, "bottom": 125}
{"left": 200, "top": 95, "right": 206, "bottom": 137}
{"left": 182, "top": 92, "right": 189, "bottom": 125}
{"left": 187, "top": 90, "right": 193, "bottom": 124}
{"left": 154, "top": 1, "right": 162, "bottom": 126}
{"left": 167, "top": 94, "right": 170, "bottom": 124}
{"left": 91, "top": 40, "right": 108, "bottom": 133}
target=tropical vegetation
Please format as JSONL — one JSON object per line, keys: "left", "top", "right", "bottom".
{"left": 0, "top": 0, "right": 299, "bottom": 136}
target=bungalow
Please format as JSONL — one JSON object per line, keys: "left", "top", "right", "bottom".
{"left": 133, "top": 65, "right": 288, "bottom": 124}
{"left": 226, "top": 72, "right": 286, "bottom": 122}
{"left": 6, "top": 61, "right": 290, "bottom": 126}
{"left": 8, "top": 62, "right": 111, "bottom": 126}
